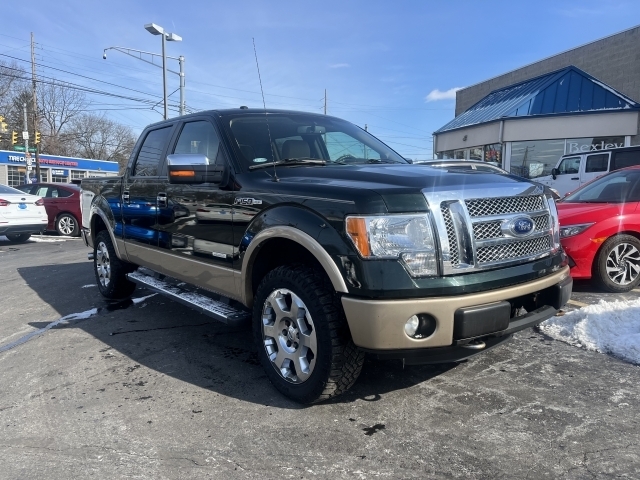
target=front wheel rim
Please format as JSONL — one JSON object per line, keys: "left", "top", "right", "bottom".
{"left": 58, "top": 216, "right": 75, "bottom": 235}
{"left": 261, "top": 288, "right": 317, "bottom": 384}
{"left": 605, "top": 242, "right": 640, "bottom": 285}
{"left": 96, "top": 241, "right": 111, "bottom": 288}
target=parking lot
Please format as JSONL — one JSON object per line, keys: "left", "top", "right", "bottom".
{"left": 1, "top": 237, "right": 639, "bottom": 479}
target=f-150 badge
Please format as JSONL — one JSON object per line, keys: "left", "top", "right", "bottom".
{"left": 234, "top": 198, "right": 263, "bottom": 206}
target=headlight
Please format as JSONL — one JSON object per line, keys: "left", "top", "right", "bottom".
{"left": 346, "top": 214, "right": 438, "bottom": 277}
{"left": 560, "top": 223, "right": 594, "bottom": 238}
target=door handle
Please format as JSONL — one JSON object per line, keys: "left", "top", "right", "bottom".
{"left": 122, "top": 191, "right": 130, "bottom": 203}
{"left": 571, "top": 177, "right": 579, "bottom": 180}
{"left": 157, "top": 192, "right": 168, "bottom": 208}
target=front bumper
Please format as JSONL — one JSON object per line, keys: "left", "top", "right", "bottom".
{"left": 341, "top": 266, "right": 572, "bottom": 352}
{"left": 0, "top": 222, "right": 47, "bottom": 235}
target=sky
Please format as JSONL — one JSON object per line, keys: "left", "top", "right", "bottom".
{"left": 2, "top": 0, "right": 640, "bottom": 161}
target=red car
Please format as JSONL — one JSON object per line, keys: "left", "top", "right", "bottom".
{"left": 15, "top": 183, "right": 81, "bottom": 236}
{"left": 557, "top": 166, "right": 640, "bottom": 292}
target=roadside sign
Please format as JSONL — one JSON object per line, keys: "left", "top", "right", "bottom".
{"left": 26, "top": 165, "right": 33, "bottom": 172}
{"left": 13, "top": 145, "right": 26, "bottom": 152}
{"left": 22, "top": 131, "right": 29, "bottom": 140}
{"left": 26, "top": 157, "right": 33, "bottom": 166}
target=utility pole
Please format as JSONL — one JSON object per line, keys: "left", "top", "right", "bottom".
{"left": 179, "top": 55, "right": 185, "bottom": 116}
{"left": 31, "top": 32, "right": 41, "bottom": 180}
{"left": 23, "top": 103, "right": 31, "bottom": 184}
{"left": 324, "top": 89, "right": 327, "bottom": 115}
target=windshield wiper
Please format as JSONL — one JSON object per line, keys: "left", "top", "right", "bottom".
{"left": 249, "top": 158, "right": 326, "bottom": 170}
{"left": 364, "top": 158, "right": 402, "bottom": 164}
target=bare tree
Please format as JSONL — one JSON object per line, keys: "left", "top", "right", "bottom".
{"left": 68, "top": 113, "right": 136, "bottom": 171}
{"left": 0, "top": 60, "right": 29, "bottom": 150}
{"left": 38, "top": 80, "right": 88, "bottom": 156}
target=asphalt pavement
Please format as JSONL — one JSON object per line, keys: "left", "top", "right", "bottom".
{"left": 0, "top": 236, "right": 639, "bottom": 479}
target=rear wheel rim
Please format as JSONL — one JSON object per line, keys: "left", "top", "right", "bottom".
{"left": 96, "top": 241, "right": 111, "bottom": 288}
{"left": 260, "top": 288, "right": 317, "bottom": 384}
{"left": 58, "top": 216, "right": 75, "bottom": 235}
{"left": 605, "top": 242, "right": 640, "bottom": 285}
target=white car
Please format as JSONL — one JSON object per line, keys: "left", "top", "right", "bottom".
{"left": 0, "top": 184, "right": 48, "bottom": 243}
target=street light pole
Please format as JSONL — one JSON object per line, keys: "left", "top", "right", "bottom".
{"left": 161, "top": 31, "right": 167, "bottom": 120}
{"left": 144, "top": 23, "right": 182, "bottom": 119}
{"left": 179, "top": 56, "right": 185, "bottom": 117}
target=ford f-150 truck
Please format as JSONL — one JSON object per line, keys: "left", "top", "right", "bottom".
{"left": 81, "top": 109, "right": 572, "bottom": 403}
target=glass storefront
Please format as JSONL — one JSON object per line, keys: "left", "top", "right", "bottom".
{"left": 564, "top": 136, "right": 625, "bottom": 155}
{"left": 438, "top": 144, "right": 504, "bottom": 168}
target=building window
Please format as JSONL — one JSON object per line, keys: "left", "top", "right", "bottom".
{"left": 469, "top": 147, "right": 483, "bottom": 161}
{"left": 454, "top": 149, "right": 465, "bottom": 159}
{"left": 39, "top": 169, "right": 48, "bottom": 183}
{"left": 565, "top": 136, "right": 625, "bottom": 155}
{"left": 7, "top": 166, "right": 25, "bottom": 187}
{"left": 438, "top": 150, "right": 455, "bottom": 159}
{"left": 70, "top": 170, "right": 86, "bottom": 180}
{"left": 510, "top": 139, "right": 565, "bottom": 179}
{"left": 484, "top": 144, "right": 502, "bottom": 166}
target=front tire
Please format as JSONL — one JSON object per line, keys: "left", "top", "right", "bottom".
{"left": 5, "top": 233, "right": 31, "bottom": 243}
{"left": 94, "top": 230, "right": 137, "bottom": 298}
{"left": 56, "top": 213, "right": 79, "bottom": 237}
{"left": 594, "top": 234, "right": 640, "bottom": 292}
{"left": 253, "top": 264, "right": 364, "bottom": 404}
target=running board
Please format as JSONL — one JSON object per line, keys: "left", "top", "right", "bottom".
{"left": 127, "top": 270, "right": 251, "bottom": 326}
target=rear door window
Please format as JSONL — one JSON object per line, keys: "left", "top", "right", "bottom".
{"left": 173, "top": 121, "right": 222, "bottom": 164}
{"left": 585, "top": 153, "right": 609, "bottom": 173}
{"left": 132, "top": 126, "right": 173, "bottom": 177}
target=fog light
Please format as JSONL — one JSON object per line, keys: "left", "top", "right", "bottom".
{"left": 404, "top": 315, "right": 419, "bottom": 337}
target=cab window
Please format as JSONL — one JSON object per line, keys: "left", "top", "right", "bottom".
{"left": 173, "top": 121, "right": 221, "bottom": 164}
{"left": 557, "top": 157, "right": 580, "bottom": 174}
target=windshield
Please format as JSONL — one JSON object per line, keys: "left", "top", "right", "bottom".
{"left": 563, "top": 169, "right": 640, "bottom": 203}
{"left": 223, "top": 113, "right": 407, "bottom": 169}
{"left": 0, "top": 185, "right": 26, "bottom": 195}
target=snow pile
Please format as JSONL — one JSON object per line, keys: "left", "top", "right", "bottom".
{"left": 540, "top": 298, "right": 640, "bottom": 365}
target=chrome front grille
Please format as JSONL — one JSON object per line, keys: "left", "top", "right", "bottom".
{"left": 424, "top": 188, "right": 558, "bottom": 275}
{"left": 476, "top": 236, "right": 551, "bottom": 265}
{"left": 466, "top": 195, "right": 545, "bottom": 217}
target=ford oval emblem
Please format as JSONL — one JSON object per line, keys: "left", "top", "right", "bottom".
{"left": 503, "top": 216, "right": 535, "bottom": 237}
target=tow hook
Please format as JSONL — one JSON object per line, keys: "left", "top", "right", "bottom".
{"left": 461, "top": 339, "right": 486, "bottom": 350}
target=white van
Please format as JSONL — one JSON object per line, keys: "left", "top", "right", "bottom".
{"left": 537, "top": 145, "right": 640, "bottom": 196}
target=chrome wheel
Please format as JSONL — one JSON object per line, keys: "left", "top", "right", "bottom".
{"left": 58, "top": 215, "right": 76, "bottom": 236}
{"left": 260, "top": 288, "right": 317, "bottom": 384}
{"left": 605, "top": 242, "right": 640, "bottom": 285}
{"left": 96, "top": 241, "right": 111, "bottom": 288}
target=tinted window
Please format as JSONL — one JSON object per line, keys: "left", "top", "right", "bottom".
{"left": 133, "top": 127, "right": 173, "bottom": 176}
{"left": 611, "top": 150, "right": 640, "bottom": 171}
{"left": 585, "top": 153, "right": 609, "bottom": 173}
{"left": 34, "top": 186, "right": 50, "bottom": 197}
{"left": 15, "top": 185, "right": 35, "bottom": 194}
{"left": 173, "top": 121, "right": 221, "bottom": 163}
{"left": 557, "top": 157, "right": 580, "bottom": 174}
{"left": 56, "top": 188, "right": 73, "bottom": 198}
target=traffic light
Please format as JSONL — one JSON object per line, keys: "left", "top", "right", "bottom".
{"left": 11, "top": 131, "right": 18, "bottom": 145}
{"left": 0, "top": 116, "right": 7, "bottom": 133}
{"left": 34, "top": 131, "right": 41, "bottom": 144}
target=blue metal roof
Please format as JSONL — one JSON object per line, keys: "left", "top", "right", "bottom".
{"left": 434, "top": 66, "right": 640, "bottom": 134}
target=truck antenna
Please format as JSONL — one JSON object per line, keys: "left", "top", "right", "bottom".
{"left": 252, "top": 38, "right": 279, "bottom": 182}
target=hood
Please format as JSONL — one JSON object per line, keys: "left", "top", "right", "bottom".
{"left": 258, "top": 164, "right": 532, "bottom": 194}
{"left": 557, "top": 202, "right": 627, "bottom": 224}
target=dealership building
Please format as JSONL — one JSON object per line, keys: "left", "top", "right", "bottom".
{"left": 0, "top": 150, "right": 119, "bottom": 187}
{"left": 433, "top": 25, "right": 640, "bottom": 179}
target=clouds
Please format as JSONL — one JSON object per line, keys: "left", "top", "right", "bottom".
{"left": 425, "top": 87, "right": 462, "bottom": 102}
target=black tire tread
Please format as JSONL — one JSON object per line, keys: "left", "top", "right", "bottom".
{"left": 253, "top": 264, "right": 364, "bottom": 404}
{"left": 94, "top": 230, "right": 137, "bottom": 299}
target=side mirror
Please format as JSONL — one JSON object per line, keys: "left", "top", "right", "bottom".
{"left": 167, "top": 154, "right": 226, "bottom": 184}
{"left": 551, "top": 168, "right": 558, "bottom": 180}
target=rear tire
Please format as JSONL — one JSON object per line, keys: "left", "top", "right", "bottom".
{"left": 253, "top": 264, "right": 364, "bottom": 404}
{"left": 94, "top": 230, "right": 137, "bottom": 298}
{"left": 594, "top": 234, "right": 640, "bottom": 293}
{"left": 56, "top": 213, "right": 79, "bottom": 237}
{"left": 5, "top": 233, "right": 31, "bottom": 243}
